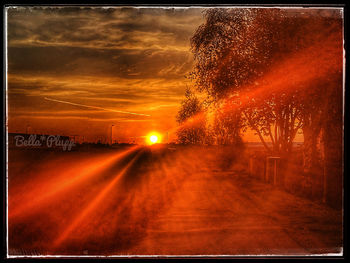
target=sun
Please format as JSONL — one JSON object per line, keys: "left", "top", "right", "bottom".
{"left": 150, "top": 135, "right": 158, "bottom": 144}
{"left": 147, "top": 132, "right": 162, "bottom": 145}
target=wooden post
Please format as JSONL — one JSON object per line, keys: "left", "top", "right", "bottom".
{"left": 274, "top": 158, "right": 277, "bottom": 186}
{"left": 266, "top": 156, "right": 280, "bottom": 186}
{"left": 265, "top": 157, "right": 269, "bottom": 183}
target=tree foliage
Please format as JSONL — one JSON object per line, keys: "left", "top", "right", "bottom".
{"left": 190, "top": 8, "right": 342, "bottom": 155}
{"left": 176, "top": 87, "right": 207, "bottom": 144}
{"left": 212, "top": 99, "right": 243, "bottom": 146}
{"left": 190, "top": 9, "right": 284, "bottom": 99}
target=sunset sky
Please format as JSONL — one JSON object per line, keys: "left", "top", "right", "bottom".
{"left": 7, "top": 7, "right": 207, "bottom": 143}
{"left": 7, "top": 6, "right": 339, "bottom": 144}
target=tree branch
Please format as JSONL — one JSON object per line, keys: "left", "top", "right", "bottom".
{"left": 243, "top": 111, "right": 271, "bottom": 152}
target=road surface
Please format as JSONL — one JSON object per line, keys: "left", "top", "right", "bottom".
{"left": 8, "top": 145, "right": 342, "bottom": 256}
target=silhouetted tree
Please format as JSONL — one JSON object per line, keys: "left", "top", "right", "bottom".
{"left": 190, "top": 8, "right": 343, "bottom": 207}
{"left": 190, "top": 8, "right": 303, "bottom": 154}
{"left": 190, "top": 8, "right": 342, "bottom": 145}
{"left": 176, "top": 88, "right": 207, "bottom": 144}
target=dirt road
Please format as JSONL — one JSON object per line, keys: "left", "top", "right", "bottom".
{"left": 8, "top": 146, "right": 342, "bottom": 256}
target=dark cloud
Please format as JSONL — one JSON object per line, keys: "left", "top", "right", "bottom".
{"left": 7, "top": 7, "right": 203, "bottom": 47}
{"left": 7, "top": 7, "right": 204, "bottom": 80}
{"left": 8, "top": 45, "right": 193, "bottom": 80}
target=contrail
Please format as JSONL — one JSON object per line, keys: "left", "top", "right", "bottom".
{"left": 44, "top": 97, "right": 151, "bottom": 117}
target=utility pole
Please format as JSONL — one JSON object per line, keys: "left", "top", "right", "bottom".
{"left": 110, "top": 124, "right": 115, "bottom": 145}
{"left": 26, "top": 125, "right": 31, "bottom": 134}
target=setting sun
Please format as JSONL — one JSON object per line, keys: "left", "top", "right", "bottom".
{"left": 150, "top": 135, "right": 158, "bottom": 143}
{"left": 147, "top": 132, "right": 162, "bottom": 145}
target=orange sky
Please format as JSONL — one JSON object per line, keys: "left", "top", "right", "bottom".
{"left": 6, "top": 6, "right": 343, "bottom": 144}
{"left": 7, "top": 7, "right": 206, "bottom": 143}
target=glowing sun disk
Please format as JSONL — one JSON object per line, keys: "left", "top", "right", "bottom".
{"left": 150, "top": 135, "right": 158, "bottom": 143}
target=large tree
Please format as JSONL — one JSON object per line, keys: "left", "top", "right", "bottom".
{"left": 191, "top": 8, "right": 341, "bottom": 150}
{"left": 190, "top": 8, "right": 343, "bottom": 207}
{"left": 190, "top": 8, "right": 301, "bottom": 154}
